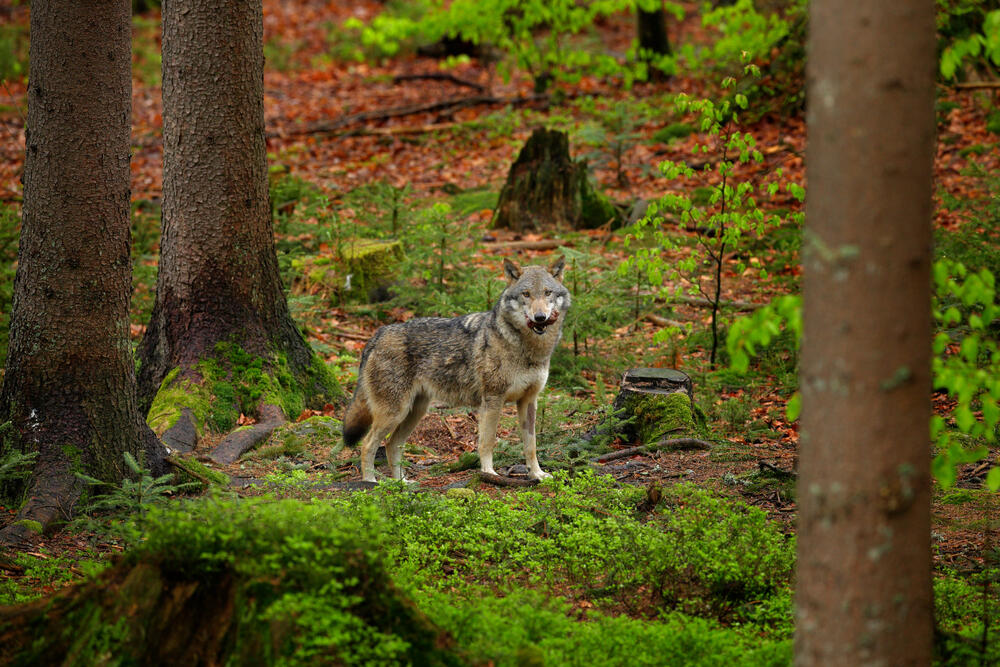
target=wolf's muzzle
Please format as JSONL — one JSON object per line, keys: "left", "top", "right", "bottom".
{"left": 527, "top": 311, "right": 559, "bottom": 335}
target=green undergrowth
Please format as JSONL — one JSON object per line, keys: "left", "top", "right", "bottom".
{"left": 105, "top": 472, "right": 795, "bottom": 664}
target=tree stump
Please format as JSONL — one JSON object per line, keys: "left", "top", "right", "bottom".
{"left": 492, "top": 127, "right": 617, "bottom": 232}
{"left": 610, "top": 368, "right": 696, "bottom": 446}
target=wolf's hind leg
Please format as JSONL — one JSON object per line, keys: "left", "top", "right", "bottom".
{"left": 360, "top": 413, "right": 401, "bottom": 482}
{"left": 477, "top": 398, "right": 503, "bottom": 476}
{"left": 385, "top": 395, "right": 430, "bottom": 480}
{"left": 518, "top": 395, "right": 550, "bottom": 480}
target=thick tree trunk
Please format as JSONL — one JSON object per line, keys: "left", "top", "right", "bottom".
{"left": 137, "top": 0, "right": 338, "bottom": 430}
{"left": 797, "top": 2, "right": 935, "bottom": 665}
{"left": 0, "top": 0, "right": 165, "bottom": 545}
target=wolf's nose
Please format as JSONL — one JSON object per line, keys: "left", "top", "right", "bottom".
{"left": 533, "top": 313, "right": 548, "bottom": 323}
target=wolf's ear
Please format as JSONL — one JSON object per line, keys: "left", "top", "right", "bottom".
{"left": 503, "top": 258, "right": 522, "bottom": 283}
{"left": 549, "top": 255, "right": 566, "bottom": 281}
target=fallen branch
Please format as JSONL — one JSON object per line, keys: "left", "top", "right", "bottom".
{"left": 478, "top": 471, "right": 540, "bottom": 487}
{"left": 270, "top": 93, "right": 545, "bottom": 138}
{"left": 594, "top": 437, "right": 713, "bottom": 463}
{"left": 594, "top": 445, "right": 648, "bottom": 463}
{"left": 667, "top": 295, "right": 762, "bottom": 311}
{"left": 393, "top": 73, "right": 485, "bottom": 92}
{"left": 950, "top": 81, "right": 1000, "bottom": 90}
{"left": 482, "top": 239, "right": 568, "bottom": 252}
{"left": 645, "top": 313, "right": 687, "bottom": 328}
{"left": 165, "top": 455, "right": 213, "bottom": 487}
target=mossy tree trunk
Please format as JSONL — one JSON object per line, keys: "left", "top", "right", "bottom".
{"left": 137, "top": 0, "right": 339, "bottom": 443}
{"left": 492, "top": 128, "right": 616, "bottom": 232}
{"left": 0, "top": 0, "right": 165, "bottom": 546}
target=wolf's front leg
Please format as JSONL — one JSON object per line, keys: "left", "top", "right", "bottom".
{"left": 477, "top": 398, "right": 503, "bottom": 476}
{"left": 518, "top": 395, "right": 550, "bottom": 480}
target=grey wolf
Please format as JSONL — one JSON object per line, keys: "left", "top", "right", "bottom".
{"left": 343, "top": 257, "right": 570, "bottom": 482}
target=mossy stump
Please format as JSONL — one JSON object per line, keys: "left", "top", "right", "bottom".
{"left": 612, "top": 368, "right": 696, "bottom": 446}
{"left": 341, "top": 239, "right": 405, "bottom": 303}
{"left": 492, "top": 127, "right": 617, "bottom": 232}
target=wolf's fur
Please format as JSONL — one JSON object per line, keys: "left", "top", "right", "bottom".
{"left": 343, "top": 257, "right": 570, "bottom": 481}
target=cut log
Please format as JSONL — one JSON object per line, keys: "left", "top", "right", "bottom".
{"left": 492, "top": 128, "right": 617, "bottom": 232}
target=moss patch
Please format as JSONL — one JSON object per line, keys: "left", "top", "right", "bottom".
{"left": 146, "top": 343, "right": 341, "bottom": 437}
{"left": 618, "top": 391, "right": 696, "bottom": 446}
{"left": 146, "top": 368, "right": 214, "bottom": 437}
{"left": 341, "top": 239, "right": 405, "bottom": 302}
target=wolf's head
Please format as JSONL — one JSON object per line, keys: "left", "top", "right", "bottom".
{"left": 500, "top": 256, "right": 571, "bottom": 336}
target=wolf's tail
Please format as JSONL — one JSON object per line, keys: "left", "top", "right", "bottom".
{"left": 343, "top": 385, "right": 372, "bottom": 447}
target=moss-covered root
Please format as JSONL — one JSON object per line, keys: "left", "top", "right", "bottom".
{"left": 145, "top": 343, "right": 343, "bottom": 453}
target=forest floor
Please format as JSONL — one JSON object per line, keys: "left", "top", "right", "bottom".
{"left": 0, "top": 0, "right": 998, "bottom": 615}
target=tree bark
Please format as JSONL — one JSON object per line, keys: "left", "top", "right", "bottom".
{"left": 797, "top": 2, "right": 935, "bottom": 665}
{"left": 0, "top": 0, "right": 165, "bottom": 545}
{"left": 137, "top": 0, "right": 337, "bottom": 422}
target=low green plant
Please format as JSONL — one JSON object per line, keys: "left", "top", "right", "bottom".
{"left": 347, "top": 0, "right": 682, "bottom": 92}
{"left": 938, "top": 2, "right": 1000, "bottom": 80}
{"left": 621, "top": 63, "right": 804, "bottom": 366}
{"left": 0, "top": 23, "right": 29, "bottom": 83}
{"left": 76, "top": 452, "right": 199, "bottom": 516}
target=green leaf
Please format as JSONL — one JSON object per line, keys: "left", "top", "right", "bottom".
{"left": 785, "top": 392, "right": 801, "bottom": 422}
{"left": 931, "top": 453, "right": 956, "bottom": 489}
{"left": 986, "top": 466, "right": 1000, "bottom": 492}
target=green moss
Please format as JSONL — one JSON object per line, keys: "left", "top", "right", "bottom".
{"left": 146, "top": 340, "right": 340, "bottom": 438}
{"left": 169, "top": 456, "right": 229, "bottom": 488}
{"left": 14, "top": 519, "right": 42, "bottom": 535}
{"left": 619, "top": 391, "right": 696, "bottom": 445}
{"left": 579, "top": 178, "right": 619, "bottom": 229}
{"left": 652, "top": 122, "right": 693, "bottom": 143}
{"left": 146, "top": 368, "right": 213, "bottom": 436}
{"left": 340, "top": 239, "right": 405, "bottom": 302}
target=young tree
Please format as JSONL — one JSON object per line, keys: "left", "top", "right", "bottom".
{"left": 137, "top": 0, "right": 338, "bottom": 449}
{"left": 797, "top": 1, "right": 936, "bottom": 664}
{"left": 0, "top": 0, "right": 165, "bottom": 545}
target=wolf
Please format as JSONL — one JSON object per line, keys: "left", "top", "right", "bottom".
{"left": 343, "top": 256, "right": 570, "bottom": 482}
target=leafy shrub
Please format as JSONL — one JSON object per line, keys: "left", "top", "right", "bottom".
{"left": 937, "top": 1, "right": 1000, "bottom": 80}
{"left": 347, "top": 0, "right": 682, "bottom": 91}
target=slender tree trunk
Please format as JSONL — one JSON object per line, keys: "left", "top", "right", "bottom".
{"left": 137, "top": 0, "right": 337, "bottom": 425}
{"left": 0, "top": 0, "right": 164, "bottom": 545}
{"left": 797, "top": 2, "right": 935, "bottom": 665}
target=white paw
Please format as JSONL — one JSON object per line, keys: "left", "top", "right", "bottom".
{"left": 530, "top": 469, "right": 552, "bottom": 480}
{"left": 481, "top": 466, "right": 498, "bottom": 476}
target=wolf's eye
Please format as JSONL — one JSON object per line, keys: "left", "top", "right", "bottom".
{"left": 544, "top": 289, "right": 552, "bottom": 296}
{"left": 521, "top": 291, "right": 530, "bottom": 298}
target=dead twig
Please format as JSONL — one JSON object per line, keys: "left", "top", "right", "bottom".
{"left": 950, "top": 81, "right": 1000, "bottom": 90}
{"left": 270, "top": 93, "right": 546, "bottom": 139}
{"left": 393, "top": 72, "right": 485, "bottom": 92}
